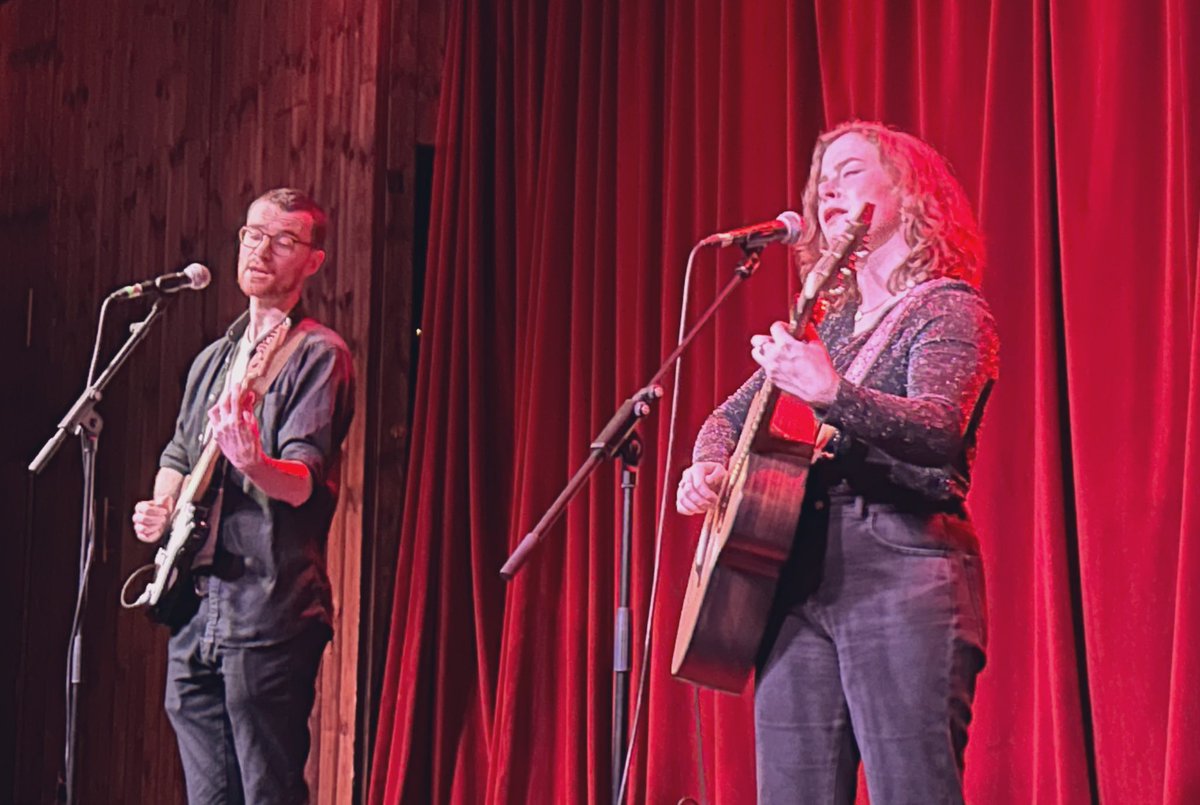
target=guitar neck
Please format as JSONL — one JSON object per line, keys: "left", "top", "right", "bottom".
{"left": 176, "top": 317, "right": 294, "bottom": 504}
{"left": 793, "top": 203, "right": 874, "bottom": 333}
{"left": 181, "top": 438, "right": 223, "bottom": 502}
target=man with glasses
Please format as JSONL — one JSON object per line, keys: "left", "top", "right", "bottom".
{"left": 130, "top": 188, "right": 355, "bottom": 804}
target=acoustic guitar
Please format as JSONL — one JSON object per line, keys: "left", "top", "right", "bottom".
{"left": 672, "top": 205, "right": 873, "bottom": 692}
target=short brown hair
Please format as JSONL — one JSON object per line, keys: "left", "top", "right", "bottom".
{"left": 253, "top": 187, "right": 329, "bottom": 249}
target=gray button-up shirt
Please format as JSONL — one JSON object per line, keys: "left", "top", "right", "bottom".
{"left": 160, "top": 310, "right": 355, "bottom": 645}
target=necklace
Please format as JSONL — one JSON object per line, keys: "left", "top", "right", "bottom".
{"left": 854, "top": 295, "right": 899, "bottom": 322}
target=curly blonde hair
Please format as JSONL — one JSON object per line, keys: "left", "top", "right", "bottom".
{"left": 792, "top": 121, "right": 983, "bottom": 302}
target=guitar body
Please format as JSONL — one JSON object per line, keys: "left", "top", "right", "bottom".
{"left": 671, "top": 206, "right": 874, "bottom": 692}
{"left": 672, "top": 390, "right": 818, "bottom": 692}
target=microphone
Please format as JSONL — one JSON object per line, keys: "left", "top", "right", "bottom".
{"left": 108, "top": 263, "right": 211, "bottom": 300}
{"left": 699, "top": 210, "right": 803, "bottom": 249}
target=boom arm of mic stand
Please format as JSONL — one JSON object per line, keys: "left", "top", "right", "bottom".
{"left": 499, "top": 388, "right": 660, "bottom": 579}
{"left": 499, "top": 246, "right": 763, "bottom": 581}
{"left": 29, "top": 297, "right": 174, "bottom": 474}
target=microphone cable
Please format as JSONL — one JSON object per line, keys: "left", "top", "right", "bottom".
{"left": 616, "top": 240, "right": 710, "bottom": 805}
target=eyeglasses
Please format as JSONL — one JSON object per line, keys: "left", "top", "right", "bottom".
{"left": 238, "top": 226, "right": 314, "bottom": 256}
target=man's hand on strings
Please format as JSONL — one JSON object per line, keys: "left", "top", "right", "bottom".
{"left": 131, "top": 495, "right": 174, "bottom": 543}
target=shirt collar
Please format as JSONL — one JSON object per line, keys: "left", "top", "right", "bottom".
{"left": 224, "top": 302, "right": 309, "bottom": 344}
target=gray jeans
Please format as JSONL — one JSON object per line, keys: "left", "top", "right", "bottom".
{"left": 164, "top": 619, "right": 330, "bottom": 805}
{"left": 755, "top": 497, "right": 987, "bottom": 805}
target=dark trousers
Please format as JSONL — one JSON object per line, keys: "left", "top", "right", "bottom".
{"left": 164, "top": 620, "right": 330, "bottom": 805}
{"left": 755, "top": 497, "right": 988, "bottom": 805}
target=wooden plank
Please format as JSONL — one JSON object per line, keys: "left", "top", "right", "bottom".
{"left": 1, "top": 0, "right": 405, "bottom": 799}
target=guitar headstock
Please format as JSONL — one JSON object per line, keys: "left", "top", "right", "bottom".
{"left": 800, "top": 203, "right": 875, "bottom": 303}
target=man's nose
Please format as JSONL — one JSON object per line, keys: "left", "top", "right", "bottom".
{"left": 250, "top": 237, "right": 273, "bottom": 258}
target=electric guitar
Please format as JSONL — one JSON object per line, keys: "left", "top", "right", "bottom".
{"left": 121, "top": 319, "right": 292, "bottom": 627}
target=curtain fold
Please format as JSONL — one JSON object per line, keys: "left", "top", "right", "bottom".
{"left": 368, "top": 3, "right": 515, "bottom": 802}
{"left": 370, "top": 1, "right": 1200, "bottom": 802}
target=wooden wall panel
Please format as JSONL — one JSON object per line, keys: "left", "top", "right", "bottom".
{"left": 1, "top": 3, "right": 215, "bottom": 803}
{"left": 200, "top": 1, "right": 383, "bottom": 800}
{"left": 0, "top": 0, "right": 446, "bottom": 800}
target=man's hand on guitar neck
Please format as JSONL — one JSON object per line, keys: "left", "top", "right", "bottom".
{"left": 210, "top": 382, "right": 266, "bottom": 472}
{"left": 209, "top": 382, "right": 314, "bottom": 508}
{"left": 676, "top": 461, "right": 728, "bottom": 516}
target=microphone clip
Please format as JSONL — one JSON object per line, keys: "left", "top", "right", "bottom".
{"left": 732, "top": 245, "right": 763, "bottom": 279}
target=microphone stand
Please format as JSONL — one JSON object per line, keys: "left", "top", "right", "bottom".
{"left": 612, "top": 431, "right": 641, "bottom": 803}
{"left": 29, "top": 296, "right": 175, "bottom": 805}
{"left": 500, "top": 245, "right": 764, "bottom": 805}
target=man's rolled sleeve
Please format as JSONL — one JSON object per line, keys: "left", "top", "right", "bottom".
{"left": 275, "top": 339, "right": 355, "bottom": 491}
{"left": 159, "top": 355, "right": 209, "bottom": 475}
{"left": 160, "top": 423, "right": 192, "bottom": 475}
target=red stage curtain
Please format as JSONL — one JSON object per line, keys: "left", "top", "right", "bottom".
{"left": 369, "top": 1, "right": 1200, "bottom": 802}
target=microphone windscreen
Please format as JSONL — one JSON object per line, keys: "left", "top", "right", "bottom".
{"left": 776, "top": 211, "right": 803, "bottom": 245}
{"left": 183, "top": 263, "right": 212, "bottom": 290}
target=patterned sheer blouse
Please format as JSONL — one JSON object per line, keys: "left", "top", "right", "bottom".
{"left": 691, "top": 280, "right": 999, "bottom": 504}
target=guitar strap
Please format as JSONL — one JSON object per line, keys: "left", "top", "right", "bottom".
{"left": 248, "top": 316, "right": 319, "bottom": 399}
{"left": 841, "top": 277, "right": 958, "bottom": 384}
{"left": 813, "top": 278, "right": 958, "bottom": 459}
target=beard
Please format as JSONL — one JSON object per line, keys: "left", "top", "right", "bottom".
{"left": 237, "top": 264, "right": 303, "bottom": 301}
